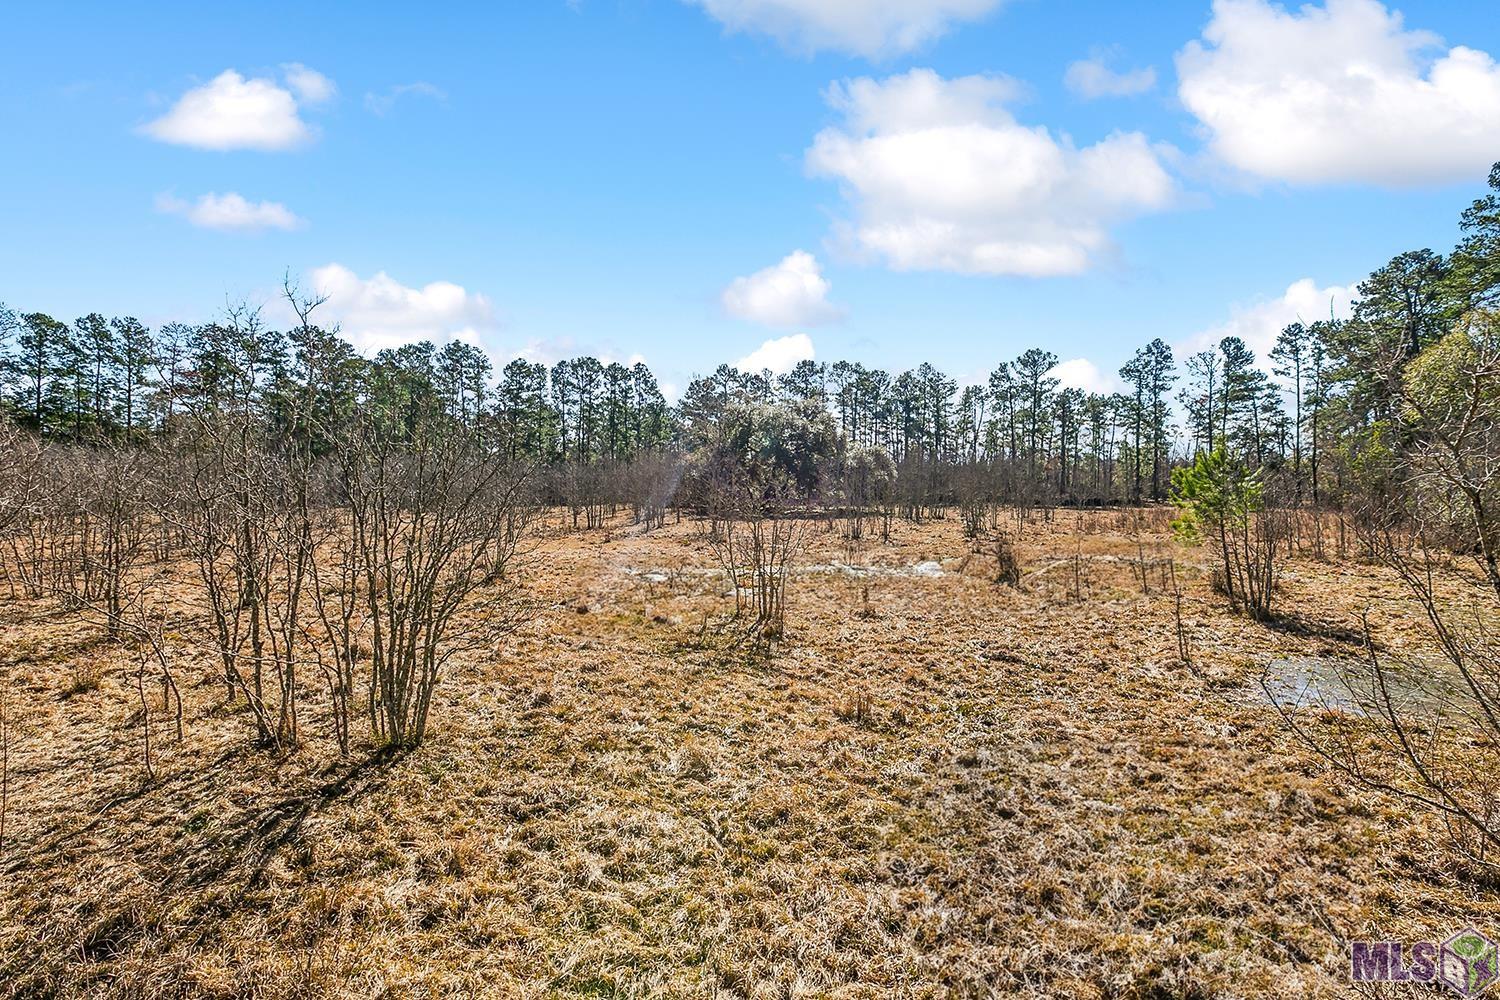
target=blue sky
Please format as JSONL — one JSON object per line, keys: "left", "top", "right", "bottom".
{"left": 3, "top": 0, "right": 1498, "bottom": 398}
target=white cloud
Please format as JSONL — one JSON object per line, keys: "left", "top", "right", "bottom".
{"left": 156, "top": 191, "right": 303, "bottom": 232}
{"left": 310, "top": 264, "right": 497, "bottom": 353}
{"left": 155, "top": 191, "right": 305, "bottom": 232}
{"left": 806, "top": 69, "right": 1177, "bottom": 277}
{"left": 736, "top": 333, "right": 816, "bottom": 375}
{"left": 1064, "top": 54, "right": 1156, "bottom": 99}
{"left": 281, "top": 63, "right": 337, "bottom": 105}
{"left": 722, "top": 250, "right": 844, "bottom": 327}
{"left": 514, "top": 336, "right": 647, "bottom": 370}
{"left": 1050, "top": 357, "right": 1120, "bottom": 395}
{"left": 365, "top": 81, "right": 448, "bottom": 116}
{"left": 1177, "top": 0, "right": 1500, "bottom": 186}
{"left": 688, "top": 0, "right": 1005, "bottom": 57}
{"left": 1182, "top": 277, "right": 1357, "bottom": 359}
{"left": 140, "top": 67, "right": 332, "bottom": 151}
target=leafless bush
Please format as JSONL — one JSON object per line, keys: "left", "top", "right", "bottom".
{"left": 1274, "top": 380, "right": 1500, "bottom": 864}
{"left": 1246, "top": 507, "right": 1289, "bottom": 619}
{"left": 707, "top": 482, "right": 806, "bottom": 652}
{"left": 0, "top": 430, "right": 45, "bottom": 601}
{"left": 330, "top": 424, "right": 536, "bottom": 749}
{"left": 63, "top": 564, "right": 187, "bottom": 780}
{"left": 835, "top": 445, "right": 895, "bottom": 542}
{"left": 954, "top": 464, "right": 993, "bottom": 544}
{"left": 170, "top": 420, "right": 312, "bottom": 749}
{"left": 303, "top": 474, "right": 365, "bottom": 756}
{"left": 960, "top": 501, "right": 986, "bottom": 543}
{"left": 623, "top": 452, "right": 683, "bottom": 531}
{"left": 0, "top": 421, "right": 42, "bottom": 543}
{"left": 1199, "top": 509, "right": 1284, "bottom": 620}
{"left": 53, "top": 446, "right": 155, "bottom": 640}
{"left": 556, "top": 461, "right": 610, "bottom": 530}
{"left": 1402, "top": 316, "right": 1500, "bottom": 596}
{"left": 1270, "top": 536, "right": 1500, "bottom": 871}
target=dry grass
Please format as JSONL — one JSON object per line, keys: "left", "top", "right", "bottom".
{"left": 0, "top": 508, "right": 1492, "bottom": 998}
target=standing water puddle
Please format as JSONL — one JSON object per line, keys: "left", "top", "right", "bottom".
{"left": 1252, "top": 654, "right": 1462, "bottom": 718}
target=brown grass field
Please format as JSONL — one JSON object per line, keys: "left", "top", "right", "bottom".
{"left": 0, "top": 508, "right": 1493, "bottom": 998}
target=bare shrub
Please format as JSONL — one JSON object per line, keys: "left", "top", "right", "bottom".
{"left": 707, "top": 481, "right": 806, "bottom": 651}
{"left": 1402, "top": 316, "right": 1500, "bottom": 597}
{"left": 835, "top": 444, "right": 895, "bottom": 543}
{"left": 171, "top": 421, "right": 311, "bottom": 749}
{"left": 711, "top": 511, "right": 805, "bottom": 650}
{"left": 0, "top": 422, "right": 44, "bottom": 600}
{"left": 52, "top": 446, "right": 155, "bottom": 640}
{"left": 624, "top": 452, "right": 683, "bottom": 531}
{"left": 556, "top": 461, "right": 609, "bottom": 530}
{"left": 954, "top": 463, "right": 992, "bottom": 544}
{"left": 1270, "top": 535, "right": 1500, "bottom": 870}
{"left": 960, "top": 499, "right": 986, "bottom": 544}
{"left": 330, "top": 423, "right": 536, "bottom": 749}
{"left": 64, "top": 566, "right": 188, "bottom": 779}
{"left": 1273, "top": 326, "right": 1500, "bottom": 867}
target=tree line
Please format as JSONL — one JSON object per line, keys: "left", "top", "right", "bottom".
{"left": 1, "top": 163, "right": 1496, "bottom": 518}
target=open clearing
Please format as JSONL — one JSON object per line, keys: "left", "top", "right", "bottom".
{"left": 0, "top": 509, "right": 1491, "bottom": 998}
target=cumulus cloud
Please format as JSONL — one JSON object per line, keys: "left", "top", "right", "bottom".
{"left": 688, "top": 0, "right": 1006, "bottom": 57}
{"left": 1064, "top": 53, "right": 1156, "bottom": 99}
{"left": 310, "top": 264, "right": 497, "bottom": 354}
{"left": 155, "top": 191, "right": 305, "bottom": 232}
{"left": 1050, "top": 357, "right": 1120, "bottom": 394}
{"left": 736, "top": 333, "right": 816, "bottom": 375}
{"left": 140, "top": 66, "right": 332, "bottom": 151}
{"left": 364, "top": 81, "right": 447, "bottom": 116}
{"left": 722, "top": 251, "right": 844, "bottom": 327}
{"left": 281, "top": 63, "right": 336, "bottom": 105}
{"left": 1177, "top": 0, "right": 1500, "bottom": 186}
{"left": 1182, "top": 277, "right": 1357, "bottom": 359}
{"left": 806, "top": 68, "right": 1177, "bottom": 277}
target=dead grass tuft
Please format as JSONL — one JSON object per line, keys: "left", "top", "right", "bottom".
{"left": 63, "top": 655, "right": 104, "bottom": 696}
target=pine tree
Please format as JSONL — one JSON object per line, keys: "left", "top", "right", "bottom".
{"left": 1218, "top": 337, "right": 1258, "bottom": 459}
{"left": 1182, "top": 349, "right": 1220, "bottom": 455}
{"left": 778, "top": 360, "right": 825, "bottom": 404}
{"left": 110, "top": 316, "right": 155, "bottom": 438}
{"left": 74, "top": 313, "right": 118, "bottom": 434}
{"left": 1271, "top": 322, "right": 1309, "bottom": 494}
{"left": 1013, "top": 349, "right": 1059, "bottom": 483}
{"left": 16, "top": 313, "right": 69, "bottom": 432}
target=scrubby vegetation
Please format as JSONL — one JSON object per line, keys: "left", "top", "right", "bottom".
{"left": 0, "top": 166, "right": 1498, "bottom": 996}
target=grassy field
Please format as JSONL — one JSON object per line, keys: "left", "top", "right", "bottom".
{"left": 0, "top": 508, "right": 1492, "bottom": 998}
